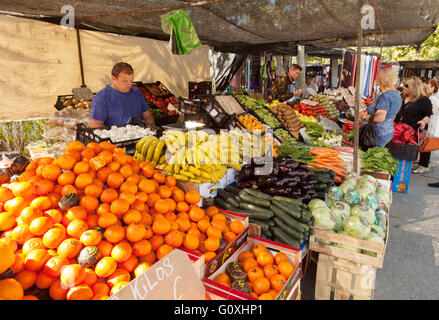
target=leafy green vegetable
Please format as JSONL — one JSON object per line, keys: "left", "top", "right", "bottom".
{"left": 361, "top": 147, "right": 398, "bottom": 175}
{"left": 278, "top": 142, "right": 315, "bottom": 163}
{"left": 274, "top": 128, "right": 296, "bottom": 144}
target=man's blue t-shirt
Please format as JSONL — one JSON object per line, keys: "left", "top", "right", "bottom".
{"left": 366, "top": 89, "right": 402, "bottom": 136}
{"left": 90, "top": 85, "right": 149, "bottom": 126}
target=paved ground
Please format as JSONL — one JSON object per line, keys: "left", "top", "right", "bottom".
{"left": 302, "top": 151, "right": 439, "bottom": 300}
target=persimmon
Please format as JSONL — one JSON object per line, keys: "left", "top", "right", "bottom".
{"left": 110, "top": 198, "right": 130, "bottom": 216}
{"left": 205, "top": 206, "right": 219, "bottom": 218}
{"left": 150, "top": 235, "right": 164, "bottom": 251}
{"left": 185, "top": 190, "right": 201, "bottom": 205}
{"left": 35, "top": 271, "right": 57, "bottom": 289}
{"left": 95, "top": 257, "right": 117, "bottom": 278}
{"left": 15, "top": 270, "right": 37, "bottom": 290}
{"left": 104, "top": 225, "right": 125, "bottom": 243}
{"left": 10, "top": 224, "right": 33, "bottom": 245}
{"left": 138, "top": 179, "right": 156, "bottom": 194}
{"left": 277, "top": 261, "right": 294, "bottom": 279}
{"left": 57, "top": 171, "right": 76, "bottom": 186}
{"left": 263, "top": 264, "right": 279, "bottom": 280}
{"left": 43, "top": 227, "right": 66, "bottom": 249}
{"left": 84, "top": 184, "right": 103, "bottom": 198}
{"left": 80, "top": 195, "right": 99, "bottom": 214}
{"left": 49, "top": 279, "right": 69, "bottom": 300}
{"left": 44, "top": 255, "right": 69, "bottom": 277}
{"left": 100, "top": 188, "right": 119, "bottom": 204}
{"left": 44, "top": 209, "right": 62, "bottom": 224}
{"left": 133, "top": 239, "right": 152, "bottom": 257}
{"left": 107, "top": 172, "right": 124, "bottom": 189}
{"left": 119, "top": 254, "right": 138, "bottom": 273}
{"left": 73, "top": 161, "right": 90, "bottom": 175}
{"left": 270, "top": 274, "right": 287, "bottom": 292}
{"left": 274, "top": 252, "right": 288, "bottom": 265}
{"left": 24, "top": 248, "right": 50, "bottom": 271}
{"left": 67, "top": 285, "right": 93, "bottom": 300}
{"left": 152, "top": 217, "right": 171, "bottom": 235}
{"left": 111, "top": 241, "right": 132, "bottom": 263}
{"left": 97, "top": 240, "right": 113, "bottom": 258}
{"left": 256, "top": 251, "right": 274, "bottom": 267}
{"left": 156, "top": 244, "right": 173, "bottom": 260}
{"left": 252, "top": 244, "right": 267, "bottom": 257}
{"left": 107, "top": 268, "right": 130, "bottom": 288}
{"left": 80, "top": 229, "right": 102, "bottom": 247}
{"left": 247, "top": 267, "right": 264, "bottom": 282}
{"left": 204, "top": 237, "right": 220, "bottom": 252}
{"left": 74, "top": 173, "right": 94, "bottom": 189}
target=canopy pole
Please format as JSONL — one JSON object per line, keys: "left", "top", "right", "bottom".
{"left": 297, "top": 45, "right": 306, "bottom": 89}
{"left": 354, "top": 0, "right": 364, "bottom": 173}
{"left": 76, "top": 28, "right": 85, "bottom": 87}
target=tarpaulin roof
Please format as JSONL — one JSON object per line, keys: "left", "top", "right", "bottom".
{"left": 0, "top": 0, "right": 438, "bottom": 53}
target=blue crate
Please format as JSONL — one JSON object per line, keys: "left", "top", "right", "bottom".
{"left": 391, "top": 159, "right": 412, "bottom": 194}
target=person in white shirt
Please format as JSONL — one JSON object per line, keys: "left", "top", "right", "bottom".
{"left": 428, "top": 79, "right": 439, "bottom": 100}
{"left": 306, "top": 75, "right": 319, "bottom": 93}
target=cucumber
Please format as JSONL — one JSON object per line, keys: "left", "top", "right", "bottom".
{"left": 270, "top": 205, "right": 304, "bottom": 233}
{"left": 239, "top": 202, "right": 272, "bottom": 213}
{"left": 328, "top": 170, "right": 336, "bottom": 178}
{"left": 272, "top": 228, "right": 301, "bottom": 248}
{"left": 240, "top": 188, "right": 272, "bottom": 201}
{"left": 308, "top": 168, "right": 330, "bottom": 174}
{"left": 273, "top": 237, "right": 300, "bottom": 248}
{"left": 309, "top": 228, "right": 315, "bottom": 236}
{"left": 266, "top": 219, "right": 276, "bottom": 228}
{"left": 249, "top": 219, "right": 269, "bottom": 232}
{"left": 272, "top": 196, "right": 305, "bottom": 208}
{"left": 218, "top": 189, "right": 240, "bottom": 206}
{"left": 224, "top": 186, "right": 242, "bottom": 195}
{"left": 228, "top": 208, "right": 273, "bottom": 220}
{"left": 238, "top": 193, "right": 271, "bottom": 208}
{"left": 262, "top": 228, "right": 273, "bottom": 238}
{"left": 214, "top": 197, "right": 233, "bottom": 210}
{"left": 273, "top": 217, "right": 304, "bottom": 240}
{"left": 313, "top": 183, "right": 328, "bottom": 192}
{"left": 271, "top": 200, "right": 301, "bottom": 219}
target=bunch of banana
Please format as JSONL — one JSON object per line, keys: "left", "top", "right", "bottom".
{"left": 133, "top": 135, "right": 166, "bottom": 167}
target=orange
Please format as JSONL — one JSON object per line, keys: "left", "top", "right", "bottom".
{"left": 107, "top": 268, "right": 130, "bottom": 288}
{"left": 67, "top": 219, "right": 89, "bottom": 239}
{"left": 157, "top": 185, "right": 172, "bottom": 199}
{"left": 270, "top": 274, "right": 287, "bottom": 292}
{"left": 122, "top": 209, "right": 142, "bottom": 225}
{"left": 107, "top": 172, "right": 124, "bottom": 189}
{"left": 274, "top": 252, "right": 289, "bottom": 265}
{"left": 152, "top": 172, "right": 165, "bottom": 184}
{"left": 120, "top": 181, "right": 138, "bottom": 194}
{"left": 0, "top": 238, "right": 17, "bottom": 253}
{"left": 138, "top": 179, "right": 156, "bottom": 194}
{"left": 22, "top": 238, "right": 45, "bottom": 255}
{"left": 110, "top": 198, "right": 130, "bottom": 216}
{"left": 57, "top": 154, "right": 77, "bottom": 171}
{"left": 81, "top": 147, "right": 96, "bottom": 161}
{"left": 66, "top": 206, "right": 87, "bottom": 221}
{"left": 133, "top": 262, "right": 150, "bottom": 278}
{"left": 95, "top": 256, "right": 117, "bottom": 278}
{"left": 0, "top": 241, "right": 15, "bottom": 274}
{"left": 83, "top": 268, "right": 98, "bottom": 286}
{"left": 73, "top": 161, "right": 90, "bottom": 175}
{"left": 256, "top": 251, "right": 274, "bottom": 267}
{"left": 204, "top": 251, "right": 216, "bottom": 263}
{"left": 57, "top": 238, "right": 82, "bottom": 259}
{"left": 224, "top": 231, "right": 237, "bottom": 243}
{"left": 60, "top": 264, "right": 86, "bottom": 288}
{"left": 141, "top": 164, "right": 155, "bottom": 178}
{"left": 150, "top": 235, "right": 164, "bottom": 251}
{"left": 242, "top": 257, "right": 258, "bottom": 273}
{"left": 247, "top": 267, "right": 264, "bottom": 282}
{"left": 176, "top": 202, "right": 189, "bottom": 213}
{"left": 131, "top": 200, "right": 146, "bottom": 212}
{"left": 211, "top": 219, "right": 226, "bottom": 232}
{"left": 156, "top": 244, "right": 173, "bottom": 260}
{"left": 140, "top": 213, "right": 153, "bottom": 227}
{"left": 119, "top": 164, "right": 133, "bottom": 179}
{"left": 41, "top": 164, "right": 62, "bottom": 181}
{"left": 164, "top": 199, "right": 176, "bottom": 212}
{"left": 135, "top": 191, "right": 148, "bottom": 202}
{"left": 74, "top": 173, "right": 94, "bottom": 189}
{"left": 0, "top": 187, "right": 14, "bottom": 202}
{"left": 258, "top": 293, "right": 274, "bottom": 300}
{"left": 110, "top": 281, "right": 129, "bottom": 296}
{"left": 107, "top": 161, "right": 121, "bottom": 173}
{"left": 96, "top": 203, "right": 111, "bottom": 216}
{"left": 18, "top": 170, "right": 35, "bottom": 182}
{"left": 197, "top": 219, "right": 210, "bottom": 233}
{"left": 10, "top": 224, "right": 33, "bottom": 245}
{"left": 57, "top": 171, "right": 76, "bottom": 186}
{"left": 61, "top": 185, "right": 78, "bottom": 196}
{"left": 0, "top": 211, "right": 16, "bottom": 231}
{"left": 92, "top": 282, "right": 110, "bottom": 297}
{"left": 85, "top": 214, "right": 99, "bottom": 229}
{"left": 98, "top": 213, "right": 118, "bottom": 228}
{"left": 49, "top": 279, "right": 69, "bottom": 300}
{"left": 67, "top": 285, "right": 93, "bottom": 300}
{"left": 206, "top": 226, "right": 222, "bottom": 239}
{"left": 104, "top": 225, "right": 125, "bottom": 243}
{"left": 263, "top": 264, "right": 279, "bottom": 280}
{"left": 10, "top": 251, "right": 26, "bottom": 274}
{"left": 214, "top": 273, "right": 231, "bottom": 287}
{"left": 229, "top": 220, "right": 245, "bottom": 235}
{"left": 42, "top": 227, "right": 66, "bottom": 249}
{"left": 253, "top": 244, "right": 267, "bottom": 257}
{"left": 154, "top": 199, "right": 170, "bottom": 214}
{"left": 96, "top": 167, "right": 112, "bottom": 182}
{"left": 204, "top": 237, "right": 220, "bottom": 252}
{"left": 205, "top": 206, "right": 219, "bottom": 218}
{"left": 4, "top": 196, "right": 26, "bottom": 215}
{"left": 43, "top": 209, "right": 63, "bottom": 224}
{"left": 183, "top": 234, "right": 199, "bottom": 250}
{"left": 277, "top": 261, "right": 294, "bottom": 279}
{"left": 11, "top": 181, "right": 35, "bottom": 197}
{"left": 80, "top": 229, "right": 102, "bottom": 247}
{"left": 212, "top": 213, "right": 227, "bottom": 223}
{"left": 0, "top": 278, "right": 24, "bottom": 300}
{"left": 84, "top": 184, "right": 103, "bottom": 198}
{"left": 100, "top": 188, "right": 119, "bottom": 204}
{"left": 185, "top": 190, "right": 201, "bottom": 205}
{"left": 67, "top": 141, "right": 85, "bottom": 153}
{"left": 165, "top": 176, "right": 176, "bottom": 187}
{"left": 133, "top": 239, "right": 152, "bottom": 257}
{"left": 126, "top": 223, "right": 147, "bottom": 243}
{"left": 146, "top": 193, "right": 161, "bottom": 208}
{"left": 15, "top": 270, "right": 37, "bottom": 290}
{"left": 43, "top": 255, "right": 69, "bottom": 277}
{"left": 95, "top": 239, "right": 112, "bottom": 256}
{"left": 253, "top": 277, "right": 270, "bottom": 295}
{"left": 172, "top": 189, "right": 185, "bottom": 203}
{"left": 152, "top": 217, "right": 171, "bottom": 235}
{"left": 29, "top": 216, "right": 53, "bottom": 236}
{"left": 25, "top": 248, "right": 50, "bottom": 271}
{"left": 35, "top": 271, "right": 56, "bottom": 289}
{"left": 119, "top": 254, "right": 138, "bottom": 273}
{"left": 187, "top": 226, "right": 201, "bottom": 238}
{"left": 189, "top": 207, "right": 205, "bottom": 222}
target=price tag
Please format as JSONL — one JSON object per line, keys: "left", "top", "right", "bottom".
{"left": 109, "top": 249, "right": 205, "bottom": 300}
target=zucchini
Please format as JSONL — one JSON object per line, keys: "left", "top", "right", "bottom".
{"left": 308, "top": 168, "right": 330, "bottom": 174}
{"left": 218, "top": 189, "right": 239, "bottom": 204}
{"left": 239, "top": 202, "right": 272, "bottom": 213}
{"left": 228, "top": 208, "right": 273, "bottom": 220}
{"left": 238, "top": 193, "right": 271, "bottom": 208}
{"left": 271, "top": 200, "right": 301, "bottom": 219}
{"left": 270, "top": 205, "right": 304, "bottom": 233}
{"left": 272, "top": 228, "right": 301, "bottom": 248}
{"left": 262, "top": 229, "right": 273, "bottom": 238}
{"left": 273, "top": 217, "right": 304, "bottom": 240}
{"left": 272, "top": 196, "right": 305, "bottom": 208}
{"left": 241, "top": 188, "right": 272, "bottom": 201}
{"left": 224, "top": 186, "right": 242, "bottom": 195}
{"left": 266, "top": 219, "right": 276, "bottom": 228}
{"left": 309, "top": 228, "right": 315, "bottom": 236}
{"left": 313, "top": 183, "right": 328, "bottom": 192}
{"left": 249, "top": 219, "right": 269, "bottom": 232}
{"left": 214, "top": 197, "right": 233, "bottom": 210}
{"left": 328, "top": 170, "right": 336, "bottom": 178}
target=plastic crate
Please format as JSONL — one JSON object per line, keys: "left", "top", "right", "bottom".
{"left": 143, "top": 81, "right": 173, "bottom": 98}
{"left": 203, "top": 99, "right": 233, "bottom": 127}
{"left": 189, "top": 81, "right": 212, "bottom": 99}
{"left": 75, "top": 118, "right": 161, "bottom": 155}
{"left": 54, "top": 94, "right": 95, "bottom": 111}
{"left": 386, "top": 142, "right": 419, "bottom": 161}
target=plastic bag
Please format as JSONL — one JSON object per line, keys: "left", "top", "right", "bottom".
{"left": 312, "top": 206, "right": 336, "bottom": 230}
{"left": 329, "top": 201, "right": 351, "bottom": 231}
{"left": 344, "top": 216, "right": 371, "bottom": 239}
{"left": 327, "top": 187, "right": 344, "bottom": 202}
{"left": 343, "top": 189, "right": 360, "bottom": 206}
{"left": 359, "top": 120, "right": 377, "bottom": 150}
{"left": 351, "top": 202, "right": 376, "bottom": 225}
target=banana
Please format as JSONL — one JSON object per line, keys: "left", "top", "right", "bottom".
{"left": 152, "top": 141, "right": 165, "bottom": 164}
{"left": 188, "top": 166, "right": 201, "bottom": 176}
{"left": 200, "top": 177, "right": 211, "bottom": 183}
{"left": 174, "top": 174, "right": 189, "bottom": 181}
{"left": 140, "top": 137, "right": 157, "bottom": 161}
{"left": 146, "top": 140, "right": 159, "bottom": 162}
{"left": 158, "top": 154, "right": 167, "bottom": 165}
{"left": 179, "top": 170, "right": 195, "bottom": 179}
{"left": 182, "top": 163, "right": 189, "bottom": 171}
{"left": 174, "top": 163, "right": 181, "bottom": 174}
{"left": 189, "top": 179, "right": 202, "bottom": 184}
{"left": 136, "top": 136, "right": 151, "bottom": 153}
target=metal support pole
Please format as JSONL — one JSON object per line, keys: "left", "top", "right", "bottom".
{"left": 354, "top": 0, "right": 364, "bottom": 173}
{"left": 297, "top": 45, "right": 306, "bottom": 89}
{"left": 76, "top": 29, "right": 85, "bottom": 87}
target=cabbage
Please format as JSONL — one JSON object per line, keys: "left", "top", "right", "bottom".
{"left": 370, "top": 225, "right": 385, "bottom": 240}
{"left": 344, "top": 216, "right": 371, "bottom": 239}
{"left": 312, "top": 206, "right": 336, "bottom": 230}
{"left": 308, "top": 199, "right": 329, "bottom": 212}
{"left": 374, "top": 209, "right": 387, "bottom": 232}
{"left": 376, "top": 190, "right": 391, "bottom": 209}
{"left": 351, "top": 202, "right": 376, "bottom": 225}
{"left": 356, "top": 185, "right": 372, "bottom": 202}
{"left": 340, "top": 179, "right": 357, "bottom": 194}
{"left": 343, "top": 189, "right": 360, "bottom": 206}
{"left": 328, "top": 187, "right": 344, "bottom": 201}
{"left": 363, "top": 231, "right": 384, "bottom": 256}
{"left": 329, "top": 201, "right": 351, "bottom": 231}
{"left": 346, "top": 172, "right": 360, "bottom": 183}
{"left": 365, "top": 193, "right": 379, "bottom": 210}
{"left": 335, "top": 231, "right": 362, "bottom": 253}
{"left": 359, "top": 174, "right": 377, "bottom": 188}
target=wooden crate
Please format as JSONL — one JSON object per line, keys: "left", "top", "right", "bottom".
{"left": 309, "top": 226, "right": 387, "bottom": 268}
{"left": 315, "top": 254, "right": 377, "bottom": 300}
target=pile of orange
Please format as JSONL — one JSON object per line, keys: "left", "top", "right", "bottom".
{"left": 213, "top": 244, "right": 296, "bottom": 300}
{"left": 0, "top": 140, "right": 246, "bottom": 300}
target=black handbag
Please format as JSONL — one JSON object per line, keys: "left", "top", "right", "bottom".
{"left": 359, "top": 119, "right": 377, "bottom": 151}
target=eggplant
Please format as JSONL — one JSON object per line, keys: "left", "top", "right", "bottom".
{"left": 286, "top": 161, "right": 299, "bottom": 169}
{"left": 294, "top": 170, "right": 307, "bottom": 178}
{"left": 240, "top": 166, "right": 253, "bottom": 181}
{"left": 286, "top": 181, "right": 298, "bottom": 188}
{"left": 301, "top": 184, "right": 314, "bottom": 191}
{"left": 307, "top": 179, "right": 318, "bottom": 185}
{"left": 257, "top": 176, "right": 277, "bottom": 188}
{"left": 276, "top": 159, "right": 287, "bottom": 167}
{"left": 236, "top": 181, "right": 253, "bottom": 189}
{"left": 274, "top": 178, "right": 290, "bottom": 187}
{"left": 298, "top": 163, "right": 309, "bottom": 170}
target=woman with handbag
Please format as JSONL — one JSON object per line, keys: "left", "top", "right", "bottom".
{"left": 359, "top": 68, "right": 402, "bottom": 148}
{"left": 395, "top": 77, "right": 433, "bottom": 173}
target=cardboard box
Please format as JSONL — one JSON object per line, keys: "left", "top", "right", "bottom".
{"left": 391, "top": 159, "right": 412, "bottom": 194}
{"left": 199, "top": 209, "right": 249, "bottom": 278}
{"left": 203, "top": 236, "right": 302, "bottom": 300}
{"left": 176, "top": 180, "right": 220, "bottom": 206}
{"left": 177, "top": 248, "right": 205, "bottom": 279}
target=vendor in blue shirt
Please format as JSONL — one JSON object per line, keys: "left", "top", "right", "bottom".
{"left": 89, "top": 62, "right": 155, "bottom": 128}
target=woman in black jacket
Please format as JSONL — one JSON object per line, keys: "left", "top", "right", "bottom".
{"left": 395, "top": 77, "right": 433, "bottom": 173}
